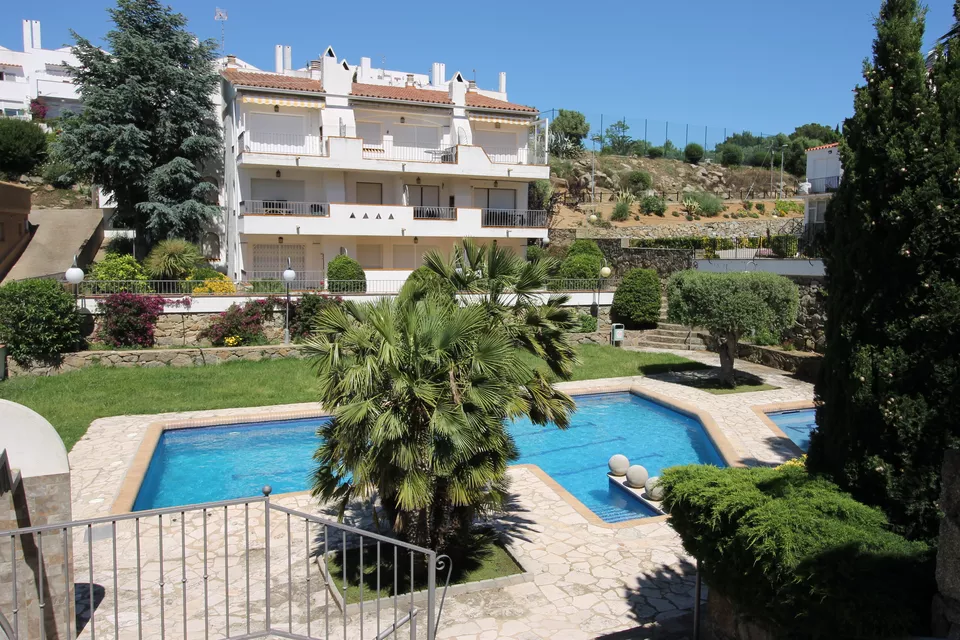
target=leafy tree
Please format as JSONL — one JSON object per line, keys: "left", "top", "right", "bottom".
{"left": 667, "top": 271, "right": 798, "bottom": 386}
{"left": 808, "top": 0, "right": 960, "bottom": 542}
{"left": 684, "top": 143, "right": 705, "bottom": 164}
{"left": 720, "top": 144, "right": 744, "bottom": 166}
{"left": 611, "top": 268, "right": 661, "bottom": 326}
{"left": 56, "top": 0, "right": 222, "bottom": 255}
{"left": 603, "top": 119, "right": 633, "bottom": 155}
{"left": 0, "top": 119, "right": 47, "bottom": 178}
{"left": 791, "top": 123, "right": 842, "bottom": 143}
{"left": 550, "top": 109, "right": 590, "bottom": 147}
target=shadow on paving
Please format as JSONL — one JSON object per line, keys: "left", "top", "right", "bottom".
{"left": 609, "top": 559, "right": 702, "bottom": 640}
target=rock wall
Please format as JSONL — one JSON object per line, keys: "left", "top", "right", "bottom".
{"left": 934, "top": 450, "right": 960, "bottom": 638}
{"left": 85, "top": 313, "right": 286, "bottom": 347}
{"left": 706, "top": 590, "right": 779, "bottom": 640}
{"left": 8, "top": 344, "right": 306, "bottom": 377}
{"left": 782, "top": 277, "right": 826, "bottom": 353}
{"left": 560, "top": 218, "right": 793, "bottom": 241}
{"left": 594, "top": 240, "right": 693, "bottom": 279}
{"left": 735, "top": 344, "right": 822, "bottom": 383}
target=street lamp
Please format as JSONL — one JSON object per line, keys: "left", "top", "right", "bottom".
{"left": 592, "top": 258, "right": 613, "bottom": 318}
{"left": 65, "top": 255, "right": 84, "bottom": 302}
{"left": 282, "top": 258, "right": 296, "bottom": 344}
{"left": 779, "top": 144, "right": 788, "bottom": 199}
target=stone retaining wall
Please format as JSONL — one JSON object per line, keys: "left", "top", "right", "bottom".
{"left": 736, "top": 343, "right": 822, "bottom": 383}
{"left": 552, "top": 218, "right": 796, "bottom": 243}
{"left": 85, "top": 313, "right": 287, "bottom": 347}
{"left": 782, "top": 276, "right": 826, "bottom": 353}
{"left": 934, "top": 450, "right": 960, "bottom": 637}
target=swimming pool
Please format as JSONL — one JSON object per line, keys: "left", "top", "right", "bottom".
{"left": 132, "top": 392, "right": 727, "bottom": 522}
{"left": 766, "top": 408, "right": 817, "bottom": 452}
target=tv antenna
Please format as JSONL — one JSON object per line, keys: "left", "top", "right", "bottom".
{"left": 214, "top": 7, "right": 228, "bottom": 61}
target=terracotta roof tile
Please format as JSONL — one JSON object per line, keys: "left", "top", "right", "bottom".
{"left": 222, "top": 69, "right": 323, "bottom": 93}
{"left": 465, "top": 92, "right": 537, "bottom": 113}
{"left": 806, "top": 142, "right": 839, "bottom": 152}
{"left": 351, "top": 83, "right": 452, "bottom": 106}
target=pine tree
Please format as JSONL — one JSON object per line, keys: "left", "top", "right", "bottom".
{"left": 808, "top": 0, "right": 960, "bottom": 542}
{"left": 57, "top": 0, "right": 222, "bottom": 254}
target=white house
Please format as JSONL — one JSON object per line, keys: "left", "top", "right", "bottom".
{"left": 219, "top": 45, "right": 550, "bottom": 288}
{"left": 802, "top": 142, "right": 842, "bottom": 231}
{"left": 0, "top": 20, "right": 81, "bottom": 119}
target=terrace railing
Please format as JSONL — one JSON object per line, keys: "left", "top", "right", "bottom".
{"left": 0, "top": 491, "right": 450, "bottom": 640}
{"left": 242, "top": 200, "right": 330, "bottom": 217}
{"left": 807, "top": 176, "right": 841, "bottom": 194}
{"left": 362, "top": 145, "right": 457, "bottom": 164}
{"left": 240, "top": 131, "right": 323, "bottom": 156}
{"left": 480, "top": 209, "right": 548, "bottom": 228}
{"left": 481, "top": 147, "right": 530, "bottom": 165}
{"left": 412, "top": 206, "right": 457, "bottom": 220}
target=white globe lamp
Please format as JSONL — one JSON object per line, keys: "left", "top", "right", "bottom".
{"left": 282, "top": 260, "right": 297, "bottom": 283}
{"left": 588, "top": 214, "right": 598, "bottom": 223}
{"left": 65, "top": 256, "right": 84, "bottom": 285}
{"left": 282, "top": 258, "right": 296, "bottom": 345}
{"left": 608, "top": 454, "right": 629, "bottom": 477}
{"left": 644, "top": 476, "right": 664, "bottom": 501}
{"left": 625, "top": 465, "right": 649, "bottom": 489}
{"left": 600, "top": 266, "right": 612, "bottom": 278}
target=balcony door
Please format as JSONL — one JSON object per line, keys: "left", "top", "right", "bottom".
{"left": 250, "top": 243, "right": 305, "bottom": 281}
{"left": 393, "top": 125, "right": 440, "bottom": 150}
{"left": 356, "top": 182, "right": 383, "bottom": 205}
{"left": 475, "top": 188, "right": 516, "bottom": 210}
{"left": 250, "top": 178, "right": 305, "bottom": 213}
{"left": 408, "top": 184, "right": 440, "bottom": 209}
{"left": 247, "top": 113, "right": 306, "bottom": 154}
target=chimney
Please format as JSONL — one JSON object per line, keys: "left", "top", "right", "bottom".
{"left": 283, "top": 45, "right": 292, "bottom": 71}
{"left": 405, "top": 73, "right": 415, "bottom": 87}
{"left": 31, "top": 20, "right": 41, "bottom": 50}
{"left": 498, "top": 72, "right": 506, "bottom": 94}
{"left": 226, "top": 54, "right": 237, "bottom": 67}
{"left": 438, "top": 63, "right": 446, "bottom": 85}
{"left": 467, "top": 79, "right": 477, "bottom": 92}
{"left": 22, "top": 20, "right": 32, "bottom": 51}
{"left": 274, "top": 45, "right": 283, "bottom": 73}
{"left": 431, "top": 62, "right": 442, "bottom": 86}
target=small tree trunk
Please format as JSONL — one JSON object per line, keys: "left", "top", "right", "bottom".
{"left": 718, "top": 332, "right": 738, "bottom": 388}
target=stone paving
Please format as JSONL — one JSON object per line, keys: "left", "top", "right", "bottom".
{"left": 57, "top": 349, "right": 812, "bottom": 639}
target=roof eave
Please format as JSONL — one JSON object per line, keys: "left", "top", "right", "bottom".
{"left": 227, "top": 82, "right": 325, "bottom": 97}
{"left": 466, "top": 106, "right": 538, "bottom": 116}
{"left": 347, "top": 94, "right": 454, "bottom": 109}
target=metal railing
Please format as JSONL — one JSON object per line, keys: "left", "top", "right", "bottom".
{"left": 543, "top": 278, "right": 618, "bottom": 292}
{"left": 807, "top": 176, "right": 840, "bottom": 194}
{"left": 242, "top": 200, "right": 330, "bottom": 217}
{"left": 481, "top": 209, "right": 548, "bottom": 228}
{"left": 327, "top": 280, "right": 408, "bottom": 295}
{"left": 362, "top": 145, "right": 457, "bottom": 164}
{"left": 412, "top": 206, "right": 456, "bottom": 220}
{"left": 77, "top": 280, "right": 216, "bottom": 295}
{"left": 243, "top": 271, "right": 326, "bottom": 292}
{"left": 240, "top": 131, "right": 323, "bottom": 156}
{"left": 0, "top": 491, "right": 449, "bottom": 640}
{"left": 481, "top": 146, "right": 530, "bottom": 165}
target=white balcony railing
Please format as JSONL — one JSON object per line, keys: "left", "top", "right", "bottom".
{"left": 240, "top": 131, "right": 323, "bottom": 156}
{"left": 481, "top": 209, "right": 548, "bottom": 228}
{"left": 241, "top": 200, "right": 329, "bottom": 216}
{"left": 481, "top": 146, "right": 530, "bottom": 165}
{"left": 362, "top": 144, "right": 457, "bottom": 164}
{"left": 413, "top": 206, "right": 457, "bottom": 220}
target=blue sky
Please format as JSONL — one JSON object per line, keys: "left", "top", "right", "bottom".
{"left": 2, "top": 0, "right": 955, "bottom": 145}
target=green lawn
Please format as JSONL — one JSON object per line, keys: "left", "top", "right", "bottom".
{"left": 0, "top": 345, "right": 706, "bottom": 451}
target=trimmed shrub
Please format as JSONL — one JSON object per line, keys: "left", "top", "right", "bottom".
{"left": 720, "top": 144, "right": 744, "bottom": 167}
{"left": 197, "top": 298, "right": 278, "bottom": 346}
{"left": 97, "top": 293, "right": 165, "bottom": 347}
{"left": 683, "top": 143, "right": 705, "bottom": 164}
{"left": 660, "top": 465, "right": 934, "bottom": 638}
{"left": 327, "top": 255, "right": 365, "bottom": 293}
{"left": 90, "top": 254, "right": 149, "bottom": 293}
{"left": 611, "top": 268, "right": 660, "bottom": 327}
{"left": 640, "top": 195, "right": 667, "bottom": 216}
{"left": 623, "top": 170, "right": 652, "bottom": 194}
{"left": 647, "top": 146, "right": 664, "bottom": 159}
{"left": 566, "top": 239, "right": 604, "bottom": 260}
{"left": 0, "top": 118, "right": 47, "bottom": 177}
{"left": 525, "top": 245, "right": 545, "bottom": 262}
{"left": 629, "top": 236, "right": 736, "bottom": 250}
{"left": 290, "top": 292, "right": 342, "bottom": 340}
{"left": 553, "top": 253, "right": 601, "bottom": 290}
{"left": 249, "top": 278, "right": 284, "bottom": 293}
{"left": 611, "top": 201, "right": 630, "bottom": 222}
{"left": 769, "top": 234, "right": 799, "bottom": 258}
{"left": 144, "top": 239, "right": 203, "bottom": 280}
{"left": 0, "top": 278, "right": 81, "bottom": 365}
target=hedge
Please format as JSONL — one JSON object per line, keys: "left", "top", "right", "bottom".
{"left": 611, "top": 268, "right": 660, "bottom": 326}
{"left": 565, "top": 239, "right": 604, "bottom": 260}
{"left": 327, "top": 255, "right": 365, "bottom": 293}
{"left": 660, "top": 465, "right": 934, "bottom": 639}
{"left": 0, "top": 278, "right": 81, "bottom": 366}
{"left": 551, "top": 253, "right": 602, "bottom": 290}
{"left": 770, "top": 234, "right": 799, "bottom": 258}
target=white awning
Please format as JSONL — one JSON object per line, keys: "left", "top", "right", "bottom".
{"left": 241, "top": 94, "right": 324, "bottom": 109}
{"left": 467, "top": 114, "right": 533, "bottom": 126}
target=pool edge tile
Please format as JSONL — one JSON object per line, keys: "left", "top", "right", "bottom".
{"left": 750, "top": 400, "right": 816, "bottom": 459}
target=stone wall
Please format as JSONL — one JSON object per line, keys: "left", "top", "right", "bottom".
{"left": 594, "top": 240, "right": 693, "bottom": 279}
{"left": 84, "top": 313, "right": 287, "bottom": 347}
{"left": 735, "top": 344, "right": 822, "bottom": 383}
{"left": 706, "top": 590, "right": 778, "bottom": 640}
{"left": 8, "top": 344, "right": 306, "bottom": 377}
{"left": 934, "top": 450, "right": 960, "bottom": 638}
{"left": 557, "top": 218, "right": 794, "bottom": 242}
{"left": 782, "top": 277, "right": 826, "bottom": 353}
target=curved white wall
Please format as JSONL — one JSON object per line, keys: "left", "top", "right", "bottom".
{"left": 0, "top": 399, "right": 69, "bottom": 478}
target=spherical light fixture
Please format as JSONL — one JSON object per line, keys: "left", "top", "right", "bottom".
{"left": 600, "top": 266, "right": 612, "bottom": 278}
{"left": 65, "top": 256, "right": 85, "bottom": 285}
{"left": 282, "top": 258, "right": 297, "bottom": 283}
{"left": 589, "top": 214, "right": 598, "bottom": 223}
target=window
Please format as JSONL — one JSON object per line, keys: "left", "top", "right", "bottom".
{"left": 474, "top": 188, "right": 516, "bottom": 210}
{"left": 250, "top": 243, "right": 305, "bottom": 277}
{"left": 809, "top": 200, "right": 827, "bottom": 224}
{"left": 356, "top": 244, "right": 383, "bottom": 269}
{"left": 356, "top": 182, "right": 383, "bottom": 205}
{"left": 394, "top": 245, "right": 416, "bottom": 270}
{"left": 356, "top": 122, "right": 382, "bottom": 146}
{"left": 393, "top": 125, "right": 440, "bottom": 149}
{"left": 407, "top": 185, "right": 439, "bottom": 206}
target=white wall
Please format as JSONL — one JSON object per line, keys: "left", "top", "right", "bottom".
{"left": 805, "top": 147, "right": 842, "bottom": 181}
{"left": 0, "top": 21, "right": 80, "bottom": 115}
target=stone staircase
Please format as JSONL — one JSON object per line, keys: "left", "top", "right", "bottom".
{"left": 634, "top": 295, "right": 710, "bottom": 350}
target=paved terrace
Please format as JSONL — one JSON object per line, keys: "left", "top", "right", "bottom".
{"left": 66, "top": 350, "right": 813, "bottom": 639}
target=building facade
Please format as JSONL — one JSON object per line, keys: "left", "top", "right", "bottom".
{"left": 0, "top": 20, "right": 81, "bottom": 119}
{"left": 801, "top": 142, "right": 842, "bottom": 234}
{"left": 219, "top": 45, "right": 549, "bottom": 287}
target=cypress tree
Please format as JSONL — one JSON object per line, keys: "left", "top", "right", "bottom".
{"left": 57, "top": 0, "right": 222, "bottom": 254}
{"left": 808, "top": 0, "right": 960, "bottom": 542}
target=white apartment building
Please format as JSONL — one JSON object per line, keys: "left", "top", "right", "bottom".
{"left": 0, "top": 20, "right": 81, "bottom": 119}
{"left": 802, "top": 142, "right": 842, "bottom": 230}
{"left": 219, "top": 45, "right": 550, "bottom": 288}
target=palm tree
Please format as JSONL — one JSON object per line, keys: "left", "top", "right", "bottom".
{"left": 304, "top": 292, "right": 575, "bottom": 552}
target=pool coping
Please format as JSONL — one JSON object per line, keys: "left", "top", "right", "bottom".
{"left": 111, "top": 381, "right": 744, "bottom": 529}
{"left": 750, "top": 400, "right": 817, "bottom": 459}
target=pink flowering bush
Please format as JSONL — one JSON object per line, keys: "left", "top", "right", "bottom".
{"left": 197, "top": 298, "right": 279, "bottom": 346}
{"left": 97, "top": 293, "right": 166, "bottom": 348}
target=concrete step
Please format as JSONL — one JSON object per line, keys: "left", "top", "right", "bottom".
{"left": 654, "top": 323, "right": 690, "bottom": 331}
{"left": 645, "top": 329, "right": 695, "bottom": 338}
{"left": 635, "top": 338, "right": 705, "bottom": 350}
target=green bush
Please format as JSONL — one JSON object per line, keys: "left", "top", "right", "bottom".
{"left": 327, "top": 255, "right": 365, "bottom": 293}
{"left": 640, "top": 195, "right": 667, "bottom": 216}
{"left": 720, "top": 144, "right": 744, "bottom": 167}
{"left": 755, "top": 202, "right": 766, "bottom": 214}
{"left": 290, "top": 293, "right": 341, "bottom": 340}
{"left": 611, "top": 268, "right": 660, "bottom": 327}
{"left": 552, "top": 253, "right": 601, "bottom": 290}
{"left": 742, "top": 200, "right": 754, "bottom": 211}
{"left": 660, "top": 465, "right": 934, "bottom": 638}
{"left": 0, "top": 278, "right": 81, "bottom": 366}
{"left": 0, "top": 119, "right": 47, "bottom": 178}
{"left": 774, "top": 199, "right": 804, "bottom": 215}
{"left": 90, "top": 254, "right": 150, "bottom": 292}
{"left": 683, "top": 143, "right": 705, "bottom": 164}
{"left": 684, "top": 191, "right": 725, "bottom": 217}
{"left": 623, "top": 170, "right": 652, "bottom": 194}
{"left": 647, "top": 146, "right": 664, "bottom": 159}
{"left": 250, "top": 278, "right": 284, "bottom": 293}
{"left": 42, "top": 160, "right": 76, "bottom": 188}
{"left": 769, "top": 234, "right": 799, "bottom": 258}
{"left": 104, "top": 236, "right": 135, "bottom": 256}
{"left": 566, "top": 239, "right": 604, "bottom": 260}
{"left": 397, "top": 265, "right": 457, "bottom": 303}
{"left": 525, "top": 245, "right": 545, "bottom": 262}
{"left": 611, "top": 201, "right": 630, "bottom": 222}
{"left": 529, "top": 179, "right": 554, "bottom": 211}
{"left": 629, "top": 236, "right": 736, "bottom": 251}
{"left": 573, "top": 312, "right": 598, "bottom": 333}
{"left": 144, "top": 239, "right": 203, "bottom": 280}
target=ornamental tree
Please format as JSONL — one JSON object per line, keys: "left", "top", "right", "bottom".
{"left": 56, "top": 0, "right": 222, "bottom": 255}
{"left": 808, "top": 0, "right": 960, "bottom": 542}
{"left": 667, "top": 271, "right": 798, "bottom": 387}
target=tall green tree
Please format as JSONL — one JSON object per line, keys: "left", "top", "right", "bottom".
{"left": 57, "top": 0, "right": 222, "bottom": 254}
{"left": 603, "top": 119, "right": 633, "bottom": 155}
{"left": 808, "top": 0, "right": 960, "bottom": 542}
{"left": 551, "top": 109, "right": 590, "bottom": 146}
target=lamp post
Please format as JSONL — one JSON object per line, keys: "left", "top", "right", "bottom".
{"left": 779, "top": 144, "right": 788, "bottom": 199}
{"left": 282, "top": 258, "right": 296, "bottom": 344}
{"left": 65, "top": 255, "right": 85, "bottom": 304}
{"left": 592, "top": 259, "right": 613, "bottom": 318}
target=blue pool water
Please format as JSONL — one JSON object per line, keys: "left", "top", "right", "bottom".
{"left": 766, "top": 408, "right": 817, "bottom": 452}
{"left": 133, "top": 392, "right": 726, "bottom": 522}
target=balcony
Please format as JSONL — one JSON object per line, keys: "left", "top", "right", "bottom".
{"left": 481, "top": 208, "right": 547, "bottom": 228}
{"left": 807, "top": 176, "right": 841, "bottom": 194}
{"left": 239, "top": 131, "right": 323, "bottom": 156}
{"left": 241, "top": 200, "right": 329, "bottom": 216}
{"left": 481, "top": 146, "right": 532, "bottom": 165}
{"left": 413, "top": 206, "right": 457, "bottom": 220}
{"left": 361, "top": 141, "right": 457, "bottom": 164}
